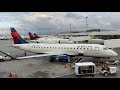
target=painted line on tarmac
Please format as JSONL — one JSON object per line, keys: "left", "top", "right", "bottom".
{"left": 51, "top": 69, "right": 120, "bottom": 78}
{"left": 50, "top": 72, "right": 75, "bottom": 78}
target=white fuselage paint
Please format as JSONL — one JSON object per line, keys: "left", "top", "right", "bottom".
{"left": 12, "top": 44, "right": 118, "bottom": 57}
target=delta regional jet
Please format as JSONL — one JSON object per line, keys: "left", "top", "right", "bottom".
{"left": 28, "top": 32, "right": 74, "bottom": 44}
{"left": 10, "top": 28, "right": 118, "bottom": 60}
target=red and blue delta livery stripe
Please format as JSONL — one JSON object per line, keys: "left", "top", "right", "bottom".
{"left": 11, "top": 28, "right": 28, "bottom": 44}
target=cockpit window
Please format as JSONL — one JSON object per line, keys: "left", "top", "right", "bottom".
{"left": 103, "top": 47, "right": 108, "bottom": 50}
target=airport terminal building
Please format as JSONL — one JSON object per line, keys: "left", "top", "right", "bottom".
{"left": 57, "top": 29, "right": 120, "bottom": 48}
{"left": 58, "top": 29, "right": 120, "bottom": 40}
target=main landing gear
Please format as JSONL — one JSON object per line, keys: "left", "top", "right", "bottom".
{"left": 49, "top": 56, "right": 56, "bottom": 62}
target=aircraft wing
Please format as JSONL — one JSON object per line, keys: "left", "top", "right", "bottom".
{"left": 17, "top": 53, "right": 56, "bottom": 59}
{"left": 0, "top": 50, "right": 56, "bottom": 60}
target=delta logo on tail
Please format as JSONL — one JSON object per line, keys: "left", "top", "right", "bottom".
{"left": 28, "top": 32, "right": 36, "bottom": 40}
{"left": 11, "top": 28, "right": 28, "bottom": 44}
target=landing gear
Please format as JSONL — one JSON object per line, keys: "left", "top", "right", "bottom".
{"left": 49, "top": 56, "right": 55, "bottom": 62}
{"left": 0, "top": 59, "right": 4, "bottom": 62}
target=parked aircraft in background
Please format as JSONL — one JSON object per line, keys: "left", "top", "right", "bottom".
{"left": 9, "top": 28, "right": 118, "bottom": 61}
{"left": 28, "top": 32, "right": 74, "bottom": 44}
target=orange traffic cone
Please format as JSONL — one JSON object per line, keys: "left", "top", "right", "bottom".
{"left": 14, "top": 73, "right": 18, "bottom": 78}
{"left": 9, "top": 72, "right": 13, "bottom": 77}
{"left": 64, "top": 64, "right": 67, "bottom": 68}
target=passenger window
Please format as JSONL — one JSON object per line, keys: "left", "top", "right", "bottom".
{"left": 103, "top": 47, "right": 107, "bottom": 50}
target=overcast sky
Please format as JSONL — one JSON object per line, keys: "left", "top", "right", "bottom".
{"left": 0, "top": 12, "right": 120, "bottom": 35}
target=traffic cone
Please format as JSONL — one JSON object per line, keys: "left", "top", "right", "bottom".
{"left": 14, "top": 73, "right": 18, "bottom": 78}
{"left": 9, "top": 72, "right": 13, "bottom": 77}
{"left": 70, "top": 63, "right": 72, "bottom": 67}
{"left": 64, "top": 64, "right": 67, "bottom": 68}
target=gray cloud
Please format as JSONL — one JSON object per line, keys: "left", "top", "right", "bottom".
{"left": 0, "top": 12, "right": 120, "bottom": 35}
{"left": 65, "top": 12, "right": 84, "bottom": 20}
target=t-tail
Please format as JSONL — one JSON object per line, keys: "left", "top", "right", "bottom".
{"left": 28, "top": 32, "right": 36, "bottom": 40}
{"left": 10, "top": 28, "right": 28, "bottom": 44}
{"left": 34, "top": 33, "right": 40, "bottom": 38}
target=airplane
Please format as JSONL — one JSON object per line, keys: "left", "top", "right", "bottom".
{"left": 28, "top": 32, "right": 74, "bottom": 44}
{"left": 34, "top": 33, "right": 40, "bottom": 38}
{"left": 28, "top": 32, "right": 40, "bottom": 40}
{"left": 28, "top": 32, "right": 36, "bottom": 40}
{"left": 0, "top": 36, "right": 11, "bottom": 40}
{"left": 9, "top": 28, "right": 118, "bottom": 61}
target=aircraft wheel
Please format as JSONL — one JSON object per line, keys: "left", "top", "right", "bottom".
{"left": 113, "top": 73, "right": 117, "bottom": 76}
{"left": 92, "top": 74, "right": 95, "bottom": 76}
{"left": 0, "top": 59, "right": 4, "bottom": 62}
{"left": 104, "top": 72, "right": 108, "bottom": 76}
{"left": 49, "top": 57, "right": 55, "bottom": 62}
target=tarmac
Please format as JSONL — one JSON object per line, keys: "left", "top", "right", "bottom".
{"left": 0, "top": 39, "right": 120, "bottom": 78}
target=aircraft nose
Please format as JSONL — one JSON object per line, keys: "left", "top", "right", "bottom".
{"left": 112, "top": 51, "right": 118, "bottom": 57}
{"left": 114, "top": 52, "right": 118, "bottom": 56}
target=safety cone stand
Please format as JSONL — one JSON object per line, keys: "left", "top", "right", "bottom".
{"left": 64, "top": 64, "right": 67, "bottom": 68}
{"left": 14, "top": 73, "right": 18, "bottom": 78}
{"left": 9, "top": 72, "right": 18, "bottom": 78}
{"left": 9, "top": 72, "right": 13, "bottom": 77}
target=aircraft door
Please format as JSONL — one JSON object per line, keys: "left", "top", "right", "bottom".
{"left": 95, "top": 47, "right": 99, "bottom": 55}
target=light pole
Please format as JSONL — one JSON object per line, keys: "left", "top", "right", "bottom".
{"left": 74, "top": 27, "right": 76, "bottom": 32}
{"left": 70, "top": 24, "right": 71, "bottom": 37}
{"left": 86, "top": 16, "right": 88, "bottom": 36}
{"left": 61, "top": 26, "right": 62, "bottom": 36}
